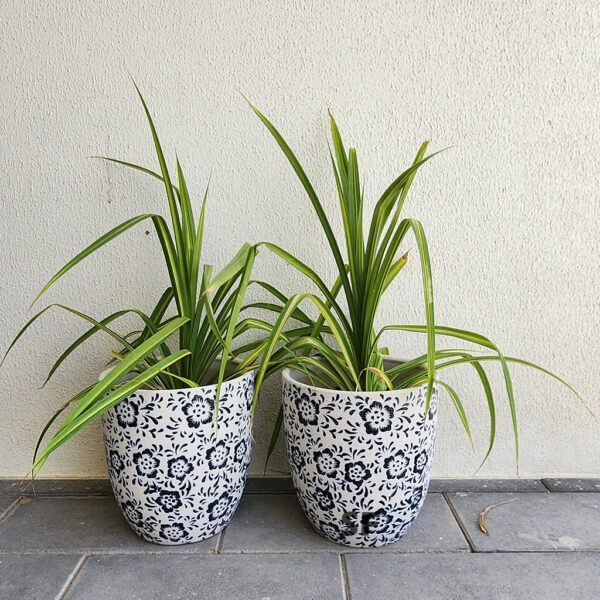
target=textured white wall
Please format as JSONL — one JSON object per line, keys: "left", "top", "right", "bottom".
{"left": 1, "top": 0, "right": 598, "bottom": 479}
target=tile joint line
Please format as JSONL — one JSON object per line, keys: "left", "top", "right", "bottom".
{"left": 0, "top": 497, "right": 20, "bottom": 525}
{"left": 56, "top": 553, "right": 88, "bottom": 600}
{"left": 339, "top": 553, "right": 352, "bottom": 600}
{"left": 442, "top": 492, "right": 476, "bottom": 552}
{"left": 215, "top": 528, "right": 225, "bottom": 553}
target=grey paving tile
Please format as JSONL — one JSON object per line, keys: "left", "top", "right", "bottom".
{"left": 0, "top": 478, "right": 112, "bottom": 497}
{"left": 542, "top": 478, "right": 600, "bottom": 492}
{"left": 381, "top": 494, "right": 469, "bottom": 553}
{"left": 345, "top": 552, "right": 600, "bottom": 600}
{"left": 244, "top": 476, "right": 296, "bottom": 494}
{"left": 447, "top": 492, "right": 600, "bottom": 551}
{"left": 0, "top": 553, "right": 84, "bottom": 600}
{"left": 221, "top": 493, "right": 337, "bottom": 552}
{"left": 0, "top": 497, "right": 217, "bottom": 554}
{"left": 429, "top": 478, "right": 546, "bottom": 493}
{"left": 67, "top": 553, "right": 344, "bottom": 599}
{"left": 221, "top": 493, "right": 468, "bottom": 553}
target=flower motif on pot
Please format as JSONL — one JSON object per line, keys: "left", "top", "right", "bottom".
{"left": 234, "top": 439, "right": 248, "bottom": 463}
{"left": 167, "top": 456, "right": 193, "bottom": 481}
{"left": 413, "top": 450, "right": 429, "bottom": 475}
{"left": 156, "top": 490, "right": 183, "bottom": 513}
{"left": 108, "top": 450, "right": 125, "bottom": 475}
{"left": 132, "top": 448, "right": 159, "bottom": 478}
{"left": 344, "top": 460, "right": 371, "bottom": 486}
{"left": 120, "top": 500, "right": 144, "bottom": 526}
{"left": 182, "top": 394, "right": 214, "bottom": 428}
{"left": 409, "top": 485, "right": 424, "bottom": 511}
{"left": 206, "top": 440, "right": 229, "bottom": 470}
{"left": 115, "top": 397, "right": 139, "bottom": 427}
{"left": 159, "top": 523, "right": 188, "bottom": 543}
{"left": 314, "top": 449, "right": 340, "bottom": 477}
{"left": 243, "top": 379, "right": 254, "bottom": 410}
{"left": 314, "top": 487, "right": 335, "bottom": 510}
{"left": 383, "top": 451, "right": 409, "bottom": 479}
{"left": 361, "top": 508, "right": 393, "bottom": 534}
{"left": 289, "top": 445, "right": 305, "bottom": 470}
{"left": 340, "top": 509, "right": 363, "bottom": 536}
{"left": 295, "top": 392, "right": 319, "bottom": 426}
{"left": 359, "top": 400, "right": 393, "bottom": 434}
{"left": 319, "top": 520, "right": 344, "bottom": 542}
{"left": 208, "top": 492, "right": 231, "bottom": 521}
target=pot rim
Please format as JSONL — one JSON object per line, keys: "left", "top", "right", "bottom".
{"left": 282, "top": 357, "right": 431, "bottom": 398}
{"left": 98, "top": 363, "right": 255, "bottom": 395}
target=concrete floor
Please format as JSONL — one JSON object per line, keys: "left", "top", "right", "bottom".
{"left": 0, "top": 478, "right": 599, "bottom": 599}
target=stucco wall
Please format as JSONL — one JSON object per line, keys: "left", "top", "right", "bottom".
{"left": 1, "top": 0, "right": 598, "bottom": 478}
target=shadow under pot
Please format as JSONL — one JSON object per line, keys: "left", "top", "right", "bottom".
{"left": 102, "top": 369, "right": 255, "bottom": 545}
{"left": 281, "top": 365, "right": 439, "bottom": 548}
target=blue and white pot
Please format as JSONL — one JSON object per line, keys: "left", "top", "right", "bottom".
{"left": 102, "top": 370, "right": 255, "bottom": 545}
{"left": 282, "top": 367, "right": 439, "bottom": 548}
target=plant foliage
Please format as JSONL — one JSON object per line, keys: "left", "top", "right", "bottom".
{"left": 3, "top": 87, "right": 256, "bottom": 475}
{"left": 237, "top": 102, "right": 587, "bottom": 467}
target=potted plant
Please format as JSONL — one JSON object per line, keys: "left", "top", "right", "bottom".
{"left": 243, "top": 103, "right": 586, "bottom": 548}
{"left": 4, "top": 87, "right": 259, "bottom": 545}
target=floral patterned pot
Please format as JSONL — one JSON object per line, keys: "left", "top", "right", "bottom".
{"left": 282, "top": 366, "right": 439, "bottom": 548}
{"left": 102, "top": 370, "right": 255, "bottom": 545}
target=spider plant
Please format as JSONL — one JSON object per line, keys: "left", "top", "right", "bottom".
{"left": 3, "top": 87, "right": 256, "bottom": 476}
{"left": 238, "top": 102, "right": 588, "bottom": 467}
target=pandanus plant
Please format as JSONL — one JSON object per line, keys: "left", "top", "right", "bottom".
{"left": 237, "top": 102, "right": 587, "bottom": 467}
{"left": 3, "top": 88, "right": 257, "bottom": 475}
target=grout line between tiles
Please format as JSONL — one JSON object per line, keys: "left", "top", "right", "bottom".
{"left": 207, "top": 547, "right": 473, "bottom": 555}
{"left": 0, "top": 549, "right": 221, "bottom": 556}
{"left": 56, "top": 553, "right": 88, "bottom": 600}
{"left": 339, "top": 554, "right": 352, "bottom": 600}
{"left": 442, "top": 492, "right": 476, "bottom": 552}
{"left": 0, "top": 497, "right": 20, "bottom": 524}
{"left": 215, "top": 529, "right": 225, "bottom": 554}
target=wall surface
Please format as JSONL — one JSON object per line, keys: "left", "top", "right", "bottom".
{"left": 1, "top": 0, "right": 599, "bottom": 478}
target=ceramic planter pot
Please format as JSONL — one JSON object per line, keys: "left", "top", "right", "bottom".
{"left": 102, "top": 370, "right": 255, "bottom": 545}
{"left": 282, "top": 366, "right": 439, "bottom": 548}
